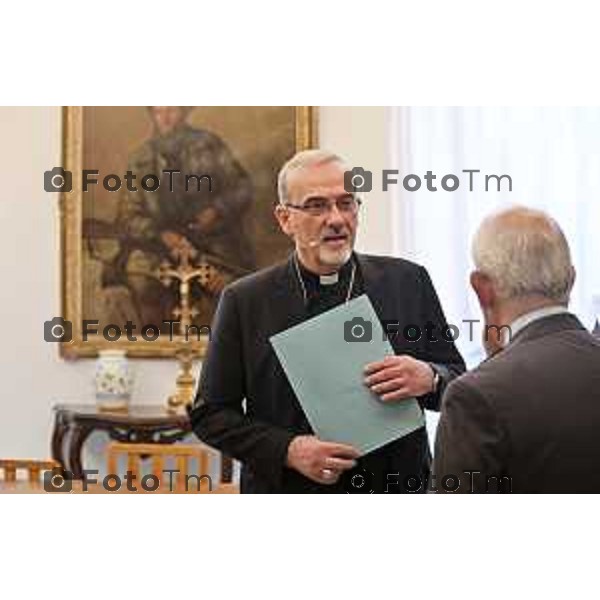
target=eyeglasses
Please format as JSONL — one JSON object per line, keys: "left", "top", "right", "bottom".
{"left": 284, "top": 196, "right": 362, "bottom": 217}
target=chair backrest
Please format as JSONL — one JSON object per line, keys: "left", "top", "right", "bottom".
{"left": 106, "top": 442, "right": 233, "bottom": 493}
{"left": 0, "top": 459, "right": 60, "bottom": 484}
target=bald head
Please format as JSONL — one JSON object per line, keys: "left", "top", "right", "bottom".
{"left": 472, "top": 206, "right": 575, "bottom": 304}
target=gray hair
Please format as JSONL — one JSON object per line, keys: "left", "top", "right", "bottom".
{"left": 277, "top": 149, "right": 346, "bottom": 204}
{"left": 472, "top": 206, "right": 574, "bottom": 303}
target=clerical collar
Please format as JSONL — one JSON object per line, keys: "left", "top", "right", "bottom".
{"left": 295, "top": 254, "right": 355, "bottom": 288}
{"left": 319, "top": 272, "right": 339, "bottom": 286}
{"left": 293, "top": 253, "right": 357, "bottom": 307}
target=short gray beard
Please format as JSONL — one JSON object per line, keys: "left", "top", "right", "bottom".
{"left": 317, "top": 246, "right": 353, "bottom": 269}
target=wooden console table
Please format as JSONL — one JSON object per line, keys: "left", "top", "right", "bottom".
{"left": 51, "top": 404, "right": 233, "bottom": 483}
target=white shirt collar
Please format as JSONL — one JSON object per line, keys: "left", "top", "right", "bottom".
{"left": 319, "top": 272, "right": 339, "bottom": 286}
{"left": 506, "top": 305, "right": 570, "bottom": 345}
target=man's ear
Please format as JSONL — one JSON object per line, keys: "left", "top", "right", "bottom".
{"left": 470, "top": 270, "right": 496, "bottom": 309}
{"left": 568, "top": 265, "right": 576, "bottom": 294}
{"left": 274, "top": 204, "right": 294, "bottom": 237}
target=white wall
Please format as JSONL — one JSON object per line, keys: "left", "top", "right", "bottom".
{"left": 319, "top": 106, "right": 394, "bottom": 255}
{"left": 0, "top": 106, "right": 391, "bottom": 459}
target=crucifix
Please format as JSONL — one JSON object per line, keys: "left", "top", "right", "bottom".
{"left": 158, "top": 246, "right": 218, "bottom": 412}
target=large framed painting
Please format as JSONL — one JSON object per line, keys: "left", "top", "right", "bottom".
{"left": 59, "top": 106, "right": 317, "bottom": 358}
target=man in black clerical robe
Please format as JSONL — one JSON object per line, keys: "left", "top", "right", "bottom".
{"left": 189, "top": 150, "right": 465, "bottom": 493}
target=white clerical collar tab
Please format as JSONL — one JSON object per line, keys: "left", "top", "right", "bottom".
{"left": 319, "top": 272, "right": 339, "bottom": 286}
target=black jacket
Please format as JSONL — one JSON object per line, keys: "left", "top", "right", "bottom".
{"left": 434, "top": 313, "right": 600, "bottom": 493}
{"left": 190, "top": 253, "right": 466, "bottom": 493}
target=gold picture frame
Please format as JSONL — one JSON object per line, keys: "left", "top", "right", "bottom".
{"left": 59, "top": 106, "right": 318, "bottom": 359}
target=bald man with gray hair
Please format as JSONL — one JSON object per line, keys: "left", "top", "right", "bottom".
{"left": 434, "top": 206, "right": 600, "bottom": 493}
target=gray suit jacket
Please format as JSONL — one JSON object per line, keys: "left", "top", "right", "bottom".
{"left": 433, "top": 313, "right": 600, "bottom": 493}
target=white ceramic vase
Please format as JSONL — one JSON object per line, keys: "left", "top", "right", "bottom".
{"left": 95, "top": 350, "right": 134, "bottom": 410}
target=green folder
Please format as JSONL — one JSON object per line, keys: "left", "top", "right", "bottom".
{"left": 270, "top": 294, "right": 425, "bottom": 455}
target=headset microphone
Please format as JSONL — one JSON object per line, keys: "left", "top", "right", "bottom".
{"left": 296, "top": 235, "right": 322, "bottom": 249}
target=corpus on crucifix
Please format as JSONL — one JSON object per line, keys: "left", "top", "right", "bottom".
{"left": 158, "top": 245, "right": 217, "bottom": 412}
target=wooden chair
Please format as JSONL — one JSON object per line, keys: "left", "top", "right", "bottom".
{"left": 106, "top": 442, "right": 238, "bottom": 493}
{"left": 0, "top": 459, "right": 61, "bottom": 485}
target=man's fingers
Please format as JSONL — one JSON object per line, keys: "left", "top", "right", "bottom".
{"left": 364, "top": 359, "right": 392, "bottom": 375}
{"left": 381, "top": 387, "right": 412, "bottom": 402}
{"left": 369, "top": 377, "right": 407, "bottom": 394}
{"left": 324, "top": 456, "right": 357, "bottom": 471}
{"left": 321, "top": 442, "right": 361, "bottom": 459}
{"left": 364, "top": 366, "right": 405, "bottom": 386}
{"left": 364, "top": 355, "right": 405, "bottom": 375}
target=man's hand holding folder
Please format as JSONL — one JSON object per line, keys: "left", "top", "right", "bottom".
{"left": 271, "top": 295, "right": 426, "bottom": 459}
{"left": 364, "top": 355, "right": 436, "bottom": 402}
{"left": 286, "top": 435, "right": 361, "bottom": 485}
{"left": 284, "top": 353, "right": 432, "bottom": 485}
